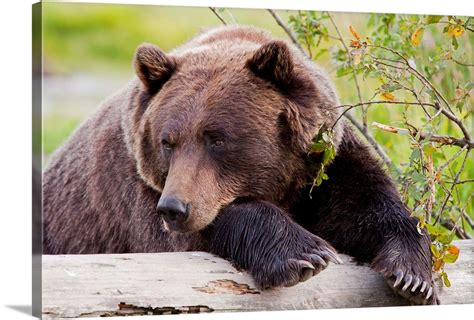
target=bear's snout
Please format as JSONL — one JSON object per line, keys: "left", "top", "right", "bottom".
{"left": 156, "top": 196, "right": 190, "bottom": 230}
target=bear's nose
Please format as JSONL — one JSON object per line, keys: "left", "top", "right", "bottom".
{"left": 156, "top": 196, "right": 189, "bottom": 222}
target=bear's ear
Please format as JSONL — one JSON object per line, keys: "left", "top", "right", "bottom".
{"left": 246, "top": 40, "right": 294, "bottom": 89}
{"left": 134, "top": 43, "right": 177, "bottom": 93}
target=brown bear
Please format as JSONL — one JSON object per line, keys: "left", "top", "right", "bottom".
{"left": 43, "top": 25, "right": 438, "bottom": 305}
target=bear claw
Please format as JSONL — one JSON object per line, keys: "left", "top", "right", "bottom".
{"left": 308, "top": 253, "right": 327, "bottom": 267}
{"left": 393, "top": 270, "right": 404, "bottom": 287}
{"left": 426, "top": 287, "right": 433, "bottom": 300}
{"left": 383, "top": 269, "right": 439, "bottom": 305}
{"left": 411, "top": 277, "right": 420, "bottom": 292}
{"left": 295, "top": 259, "right": 315, "bottom": 270}
{"left": 317, "top": 250, "right": 343, "bottom": 264}
{"left": 402, "top": 274, "right": 413, "bottom": 291}
{"left": 300, "top": 267, "right": 315, "bottom": 282}
{"left": 420, "top": 281, "right": 427, "bottom": 293}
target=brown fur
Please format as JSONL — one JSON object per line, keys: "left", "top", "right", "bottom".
{"left": 43, "top": 26, "right": 437, "bottom": 304}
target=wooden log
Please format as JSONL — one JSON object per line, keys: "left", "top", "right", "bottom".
{"left": 42, "top": 240, "right": 474, "bottom": 318}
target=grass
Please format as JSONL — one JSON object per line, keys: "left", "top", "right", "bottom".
{"left": 43, "top": 112, "right": 82, "bottom": 156}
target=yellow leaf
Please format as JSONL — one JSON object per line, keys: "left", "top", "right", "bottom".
{"left": 349, "top": 25, "right": 361, "bottom": 41}
{"left": 381, "top": 92, "right": 396, "bottom": 101}
{"left": 411, "top": 27, "right": 424, "bottom": 46}
{"left": 447, "top": 25, "right": 465, "bottom": 37}
{"left": 353, "top": 52, "right": 362, "bottom": 65}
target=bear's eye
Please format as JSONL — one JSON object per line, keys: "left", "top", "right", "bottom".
{"left": 161, "top": 139, "right": 173, "bottom": 150}
{"left": 211, "top": 139, "right": 224, "bottom": 148}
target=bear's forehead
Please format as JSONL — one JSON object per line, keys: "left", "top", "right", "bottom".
{"left": 153, "top": 75, "right": 280, "bottom": 138}
{"left": 158, "top": 68, "right": 280, "bottom": 116}
{"left": 175, "top": 41, "right": 259, "bottom": 69}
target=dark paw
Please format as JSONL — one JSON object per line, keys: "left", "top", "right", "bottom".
{"left": 252, "top": 234, "right": 342, "bottom": 289}
{"left": 373, "top": 251, "right": 439, "bottom": 305}
{"left": 382, "top": 268, "right": 440, "bottom": 305}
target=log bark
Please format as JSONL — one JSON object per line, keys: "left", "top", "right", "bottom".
{"left": 42, "top": 240, "right": 474, "bottom": 318}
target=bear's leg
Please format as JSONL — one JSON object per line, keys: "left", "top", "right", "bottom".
{"left": 295, "top": 126, "right": 439, "bottom": 305}
{"left": 206, "top": 200, "right": 342, "bottom": 290}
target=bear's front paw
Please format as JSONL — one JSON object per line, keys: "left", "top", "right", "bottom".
{"left": 373, "top": 243, "right": 440, "bottom": 305}
{"left": 251, "top": 233, "right": 342, "bottom": 290}
{"left": 383, "top": 267, "right": 439, "bottom": 305}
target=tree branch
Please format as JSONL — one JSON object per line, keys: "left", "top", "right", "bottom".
{"left": 453, "top": 59, "right": 474, "bottom": 67}
{"left": 323, "top": 13, "right": 400, "bottom": 172}
{"left": 267, "top": 9, "right": 307, "bottom": 56}
{"left": 209, "top": 7, "right": 227, "bottom": 25}
{"left": 326, "top": 13, "right": 367, "bottom": 129}
{"left": 440, "top": 219, "right": 471, "bottom": 239}
{"left": 435, "top": 149, "right": 471, "bottom": 225}
{"left": 369, "top": 44, "right": 472, "bottom": 142}
{"left": 344, "top": 114, "right": 396, "bottom": 170}
{"left": 372, "top": 122, "right": 473, "bottom": 149}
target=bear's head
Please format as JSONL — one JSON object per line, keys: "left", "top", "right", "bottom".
{"left": 126, "top": 34, "right": 339, "bottom": 233}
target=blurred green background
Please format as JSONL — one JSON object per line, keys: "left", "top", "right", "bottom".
{"left": 41, "top": 2, "right": 373, "bottom": 156}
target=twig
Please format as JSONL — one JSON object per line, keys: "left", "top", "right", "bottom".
{"left": 453, "top": 59, "right": 474, "bottom": 67}
{"left": 369, "top": 44, "right": 472, "bottom": 142}
{"left": 435, "top": 149, "right": 471, "bottom": 225}
{"left": 268, "top": 10, "right": 398, "bottom": 171}
{"left": 209, "top": 7, "right": 227, "bottom": 25}
{"left": 224, "top": 9, "right": 238, "bottom": 24}
{"left": 440, "top": 219, "right": 471, "bottom": 239}
{"left": 446, "top": 179, "right": 474, "bottom": 185}
{"left": 461, "top": 193, "right": 474, "bottom": 228}
{"left": 324, "top": 12, "right": 395, "bottom": 170}
{"left": 372, "top": 122, "right": 473, "bottom": 149}
{"left": 267, "top": 9, "right": 307, "bottom": 56}
{"left": 435, "top": 146, "right": 469, "bottom": 175}
{"left": 344, "top": 114, "right": 396, "bottom": 170}
{"left": 333, "top": 100, "right": 438, "bottom": 130}
{"left": 371, "top": 44, "right": 454, "bottom": 113}
{"left": 337, "top": 100, "right": 439, "bottom": 109}
{"left": 326, "top": 13, "right": 366, "bottom": 129}
{"left": 333, "top": 100, "right": 473, "bottom": 149}
{"left": 296, "top": 11, "right": 314, "bottom": 58}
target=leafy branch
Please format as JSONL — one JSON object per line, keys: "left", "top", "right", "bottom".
{"left": 207, "top": 9, "right": 473, "bottom": 269}
{"left": 280, "top": 11, "right": 473, "bottom": 286}
{"left": 267, "top": 10, "right": 398, "bottom": 171}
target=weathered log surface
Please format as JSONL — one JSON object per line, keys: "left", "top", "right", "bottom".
{"left": 42, "top": 240, "right": 474, "bottom": 318}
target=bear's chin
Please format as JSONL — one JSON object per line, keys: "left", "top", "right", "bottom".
{"left": 162, "top": 218, "right": 209, "bottom": 234}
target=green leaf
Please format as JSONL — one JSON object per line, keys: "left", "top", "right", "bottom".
{"left": 443, "top": 253, "right": 458, "bottom": 264}
{"left": 412, "top": 172, "right": 427, "bottom": 183}
{"left": 438, "top": 232, "right": 455, "bottom": 245}
{"left": 441, "top": 272, "right": 451, "bottom": 287}
{"left": 314, "top": 48, "right": 328, "bottom": 60}
{"left": 430, "top": 243, "right": 441, "bottom": 258}
{"left": 423, "top": 144, "right": 437, "bottom": 156}
{"left": 336, "top": 65, "right": 353, "bottom": 77}
{"left": 310, "top": 142, "right": 326, "bottom": 153}
{"left": 410, "top": 149, "right": 421, "bottom": 163}
{"left": 426, "top": 223, "right": 442, "bottom": 235}
{"left": 452, "top": 36, "right": 459, "bottom": 50}
{"left": 426, "top": 15, "right": 443, "bottom": 24}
